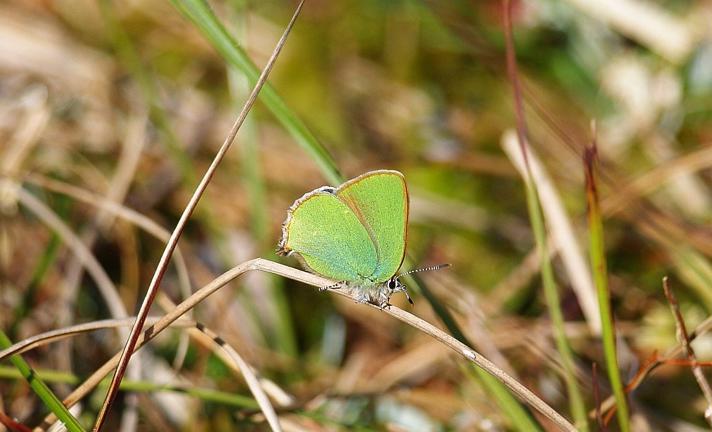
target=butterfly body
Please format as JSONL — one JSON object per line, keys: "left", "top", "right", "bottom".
{"left": 277, "top": 170, "right": 409, "bottom": 307}
{"left": 332, "top": 278, "right": 408, "bottom": 307}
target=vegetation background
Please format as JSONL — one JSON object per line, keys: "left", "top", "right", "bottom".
{"left": 0, "top": 0, "right": 710, "bottom": 430}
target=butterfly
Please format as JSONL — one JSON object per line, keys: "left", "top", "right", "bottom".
{"left": 277, "top": 169, "right": 448, "bottom": 307}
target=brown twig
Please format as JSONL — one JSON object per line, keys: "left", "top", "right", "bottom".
{"left": 662, "top": 277, "right": 712, "bottom": 426}
{"left": 0, "top": 410, "right": 33, "bottom": 432}
{"left": 92, "top": 2, "right": 305, "bottom": 430}
{"left": 0, "top": 317, "right": 191, "bottom": 360}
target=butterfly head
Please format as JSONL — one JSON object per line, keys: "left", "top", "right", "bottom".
{"left": 386, "top": 277, "right": 412, "bottom": 305}
{"left": 387, "top": 263, "right": 451, "bottom": 306}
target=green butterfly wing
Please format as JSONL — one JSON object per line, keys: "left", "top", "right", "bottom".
{"left": 336, "top": 170, "right": 408, "bottom": 282}
{"left": 278, "top": 187, "right": 378, "bottom": 282}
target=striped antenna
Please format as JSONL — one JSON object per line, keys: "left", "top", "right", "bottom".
{"left": 396, "top": 263, "right": 451, "bottom": 279}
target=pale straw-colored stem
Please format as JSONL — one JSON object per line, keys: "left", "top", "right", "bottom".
{"left": 39, "top": 259, "right": 576, "bottom": 432}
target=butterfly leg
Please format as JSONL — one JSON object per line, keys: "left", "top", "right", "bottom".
{"left": 391, "top": 284, "right": 414, "bottom": 305}
{"left": 350, "top": 292, "right": 369, "bottom": 304}
{"left": 319, "top": 281, "right": 343, "bottom": 292}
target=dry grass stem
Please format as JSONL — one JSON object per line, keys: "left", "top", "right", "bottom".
{"left": 16, "top": 187, "right": 128, "bottom": 321}
{"left": 192, "top": 322, "right": 282, "bottom": 431}
{"left": 3, "top": 312, "right": 284, "bottom": 429}
{"left": 24, "top": 173, "right": 193, "bottom": 309}
{"left": 3, "top": 1, "right": 708, "bottom": 430}
{"left": 662, "top": 277, "right": 712, "bottom": 426}
{"left": 593, "top": 312, "right": 712, "bottom": 419}
{"left": 0, "top": 318, "right": 192, "bottom": 360}
{"left": 602, "top": 145, "right": 712, "bottom": 217}
{"left": 154, "top": 294, "right": 295, "bottom": 407}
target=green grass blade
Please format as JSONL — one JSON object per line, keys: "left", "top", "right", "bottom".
{"left": 524, "top": 181, "right": 589, "bottom": 431}
{"left": 13, "top": 197, "right": 67, "bottom": 328}
{"left": 170, "top": 0, "right": 343, "bottom": 186}
{"left": 0, "top": 365, "right": 259, "bottom": 409}
{"left": 0, "top": 331, "right": 85, "bottom": 432}
{"left": 472, "top": 367, "right": 542, "bottom": 430}
{"left": 226, "top": 3, "right": 298, "bottom": 357}
{"left": 585, "top": 148, "right": 629, "bottom": 432}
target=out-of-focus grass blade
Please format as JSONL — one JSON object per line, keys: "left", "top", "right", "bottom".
{"left": 0, "top": 365, "right": 259, "bottom": 409}
{"left": 99, "top": 0, "right": 230, "bottom": 249}
{"left": 0, "top": 331, "right": 85, "bottom": 432}
{"left": 414, "top": 274, "right": 544, "bottom": 431}
{"left": 12, "top": 196, "right": 67, "bottom": 328}
{"left": 99, "top": 0, "right": 196, "bottom": 186}
{"left": 672, "top": 247, "right": 712, "bottom": 307}
{"left": 503, "top": 131, "right": 588, "bottom": 430}
{"left": 170, "top": 0, "right": 342, "bottom": 186}
{"left": 524, "top": 181, "right": 589, "bottom": 431}
{"left": 226, "top": 3, "right": 298, "bottom": 358}
{"left": 585, "top": 146, "right": 629, "bottom": 432}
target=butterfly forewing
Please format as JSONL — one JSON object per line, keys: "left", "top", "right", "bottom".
{"left": 336, "top": 170, "right": 408, "bottom": 282}
{"left": 280, "top": 190, "right": 378, "bottom": 282}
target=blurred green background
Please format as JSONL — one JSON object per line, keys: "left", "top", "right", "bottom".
{"left": 0, "top": 0, "right": 711, "bottom": 430}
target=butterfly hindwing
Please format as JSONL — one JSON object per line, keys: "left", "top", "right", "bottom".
{"left": 336, "top": 170, "right": 408, "bottom": 283}
{"left": 279, "top": 189, "right": 378, "bottom": 282}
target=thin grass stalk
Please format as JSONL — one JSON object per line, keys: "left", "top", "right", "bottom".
{"left": 0, "top": 330, "right": 84, "bottom": 432}
{"left": 192, "top": 323, "right": 283, "bottom": 430}
{"left": 0, "top": 318, "right": 192, "bottom": 360}
{"left": 93, "top": 4, "right": 304, "bottom": 429}
{"left": 662, "top": 277, "right": 712, "bottom": 426}
{"left": 584, "top": 145, "right": 629, "bottom": 432}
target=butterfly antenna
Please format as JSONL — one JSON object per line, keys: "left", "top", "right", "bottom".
{"left": 397, "top": 263, "right": 451, "bottom": 279}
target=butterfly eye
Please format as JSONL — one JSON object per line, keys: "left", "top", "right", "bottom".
{"left": 388, "top": 279, "right": 396, "bottom": 289}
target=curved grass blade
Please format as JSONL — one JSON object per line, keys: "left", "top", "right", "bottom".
{"left": 170, "top": 0, "right": 343, "bottom": 186}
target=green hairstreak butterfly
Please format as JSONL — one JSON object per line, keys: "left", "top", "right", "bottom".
{"left": 277, "top": 170, "right": 449, "bottom": 307}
